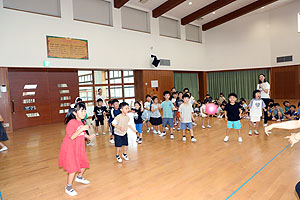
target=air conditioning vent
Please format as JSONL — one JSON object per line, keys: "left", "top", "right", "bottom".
{"left": 277, "top": 55, "right": 293, "bottom": 63}
{"left": 160, "top": 59, "right": 171, "bottom": 66}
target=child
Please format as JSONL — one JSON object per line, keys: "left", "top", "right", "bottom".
{"left": 112, "top": 102, "right": 137, "bottom": 163}
{"left": 179, "top": 94, "right": 197, "bottom": 142}
{"left": 286, "top": 105, "right": 297, "bottom": 120}
{"left": 171, "top": 92, "right": 178, "bottom": 127}
{"left": 267, "top": 103, "right": 274, "bottom": 121}
{"left": 175, "top": 92, "right": 184, "bottom": 131}
{"left": 144, "top": 95, "right": 152, "bottom": 133}
{"left": 194, "top": 100, "right": 202, "bottom": 116}
{"left": 218, "top": 92, "right": 227, "bottom": 105}
{"left": 0, "top": 114, "right": 8, "bottom": 152}
{"left": 248, "top": 90, "right": 266, "bottom": 136}
{"left": 224, "top": 93, "right": 243, "bottom": 143}
{"left": 132, "top": 101, "right": 144, "bottom": 144}
{"left": 58, "top": 102, "right": 96, "bottom": 196}
{"left": 240, "top": 98, "right": 249, "bottom": 119}
{"left": 106, "top": 100, "right": 112, "bottom": 132}
{"left": 216, "top": 103, "right": 226, "bottom": 119}
{"left": 160, "top": 91, "right": 176, "bottom": 139}
{"left": 108, "top": 99, "right": 121, "bottom": 144}
{"left": 150, "top": 96, "right": 162, "bottom": 134}
{"left": 298, "top": 102, "right": 300, "bottom": 120}
{"left": 200, "top": 98, "right": 211, "bottom": 129}
{"left": 93, "top": 98, "right": 107, "bottom": 135}
{"left": 272, "top": 103, "right": 284, "bottom": 121}
{"left": 283, "top": 101, "right": 290, "bottom": 113}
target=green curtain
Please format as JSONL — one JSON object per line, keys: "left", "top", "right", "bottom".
{"left": 207, "top": 69, "right": 270, "bottom": 100}
{"left": 174, "top": 73, "right": 199, "bottom": 99}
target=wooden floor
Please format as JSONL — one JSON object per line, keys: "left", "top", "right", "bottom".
{"left": 1, "top": 117, "right": 300, "bottom": 200}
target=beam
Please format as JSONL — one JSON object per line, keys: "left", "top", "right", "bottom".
{"left": 181, "top": 0, "right": 236, "bottom": 25}
{"left": 114, "top": 0, "right": 129, "bottom": 9}
{"left": 152, "top": 0, "right": 186, "bottom": 18}
{"left": 202, "top": 0, "right": 278, "bottom": 31}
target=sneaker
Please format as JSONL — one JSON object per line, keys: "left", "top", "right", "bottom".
{"left": 102, "top": 132, "right": 106, "bottom": 135}
{"left": 254, "top": 130, "right": 259, "bottom": 135}
{"left": 224, "top": 136, "right": 229, "bottom": 142}
{"left": 147, "top": 128, "right": 150, "bottom": 133}
{"left": 202, "top": 125, "right": 205, "bottom": 129}
{"left": 191, "top": 138, "right": 197, "bottom": 142}
{"left": 172, "top": 127, "right": 175, "bottom": 130}
{"left": 95, "top": 133, "right": 99, "bottom": 136}
{"left": 170, "top": 134, "right": 174, "bottom": 139}
{"left": 207, "top": 125, "right": 211, "bottom": 128}
{"left": 65, "top": 188, "right": 78, "bottom": 197}
{"left": 157, "top": 130, "right": 161, "bottom": 135}
{"left": 87, "top": 142, "right": 94, "bottom": 146}
{"left": 263, "top": 123, "right": 268, "bottom": 127}
{"left": 248, "top": 130, "right": 252, "bottom": 136}
{"left": 177, "top": 128, "right": 181, "bottom": 131}
{"left": 276, "top": 119, "right": 281, "bottom": 122}
{"left": 138, "top": 138, "right": 143, "bottom": 144}
{"left": 0, "top": 146, "right": 8, "bottom": 152}
{"left": 136, "top": 137, "right": 140, "bottom": 142}
{"left": 122, "top": 153, "right": 129, "bottom": 161}
{"left": 153, "top": 130, "right": 158, "bottom": 134}
{"left": 151, "top": 127, "right": 154, "bottom": 130}
{"left": 109, "top": 138, "right": 115, "bottom": 144}
{"left": 159, "top": 131, "right": 166, "bottom": 137}
{"left": 75, "top": 177, "right": 90, "bottom": 184}
{"left": 192, "top": 122, "right": 197, "bottom": 126}
{"left": 116, "top": 155, "right": 122, "bottom": 163}
{"left": 238, "top": 137, "right": 243, "bottom": 143}
{"left": 182, "top": 136, "right": 186, "bottom": 142}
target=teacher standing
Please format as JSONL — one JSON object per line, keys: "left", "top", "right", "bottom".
{"left": 257, "top": 74, "right": 271, "bottom": 127}
{"left": 96, "top": 88, "right": 106, "bottom": 106}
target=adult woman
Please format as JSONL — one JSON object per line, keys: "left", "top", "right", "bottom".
{"left": 95, "top": 88, "right": 106, "bottom": 106}
{"left": 257, "top": 74, "right": 272, "bottom": 127}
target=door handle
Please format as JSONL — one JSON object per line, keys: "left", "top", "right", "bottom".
{"left": 11, "top": 100, "right": 15, "bottom": 114}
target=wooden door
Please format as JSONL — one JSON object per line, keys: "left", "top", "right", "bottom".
{"left": 8, "top": 69, "right": 79, "bottom": 130}
{"left": 9, "top": 70, "right": 51, "bottom": 129}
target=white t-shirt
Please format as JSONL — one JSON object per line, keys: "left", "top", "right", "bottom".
{"left": 179, "top": 103, "right": 193, "bottom": 123}
{"left": 200, "top": 104, "right": 207, "bottom": 117}
{"left": 249, "top": 99, "right": 266, "bottom": 117}
{"left": 257, "top": 82, "right": 270, "bottom": 99}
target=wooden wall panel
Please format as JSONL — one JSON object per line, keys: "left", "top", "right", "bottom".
{"left": 134, "top": 70, "right": 144, "bottom": 102}
{"left": 142, "top": 70, "right": 174, "bottom": 102}
{"left": 270, "top": 65, "right": 300, "bottom": 99}
{"left": 0, "top": 68, "right": 13, "bottom": 133}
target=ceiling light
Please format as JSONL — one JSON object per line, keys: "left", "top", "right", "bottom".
{"left": 261, "top": 6, "right": 265, "bottom": 9}
{"left": 212, "top": 11, "right": 216, "bottom": 14}
{"left": 189, "top": 2, "right": 192, "bottom": 5}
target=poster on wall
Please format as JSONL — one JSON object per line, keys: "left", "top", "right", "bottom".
{"left": 46, "top": 36, "right": 89, "bottom": 60}
{"left": 151, "top": 80, "right": 158, "bottom": 88}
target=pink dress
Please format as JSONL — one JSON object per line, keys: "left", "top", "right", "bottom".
{"left": 58, "top": 119, "right": 89, "bottom": 173}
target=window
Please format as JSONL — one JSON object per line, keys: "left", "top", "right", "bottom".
{"left": 186, "top": 24, "right": 202, "bottom": 43}
{"left": 121, "top": 7, "right": 150, "bottom": 33}
{"left": 94, "top": 71, "right": 108, "bottom": 84}
{"left": 124, "top": 85, "right": 135, "bottom": 97}
{"left": 110, "top": 85, "right": 123, "bottom": 98}
{"left": 73, "top": 0, "right": 112, "bottom": 26}
{"left": 123, "top": 70, "right": 134, "bottom": 83}
{"left": 79, "top": 87, "right": 93, "bottom": 101}
{"left": 95, "top": 86, "right": 109, "bottom": 100}
{"left": 78, "top": 71, "right": 93, "bottom": 85}
{"left": 298, "top": 13, "right": 300, "bottom": 33}
{"left": 110, "top": 71, "right": 122, "bottom": 84}
{"left": 3, "top": 0, "right": 61, "bottom": 17}
{"left": 159, "top": 17, "right": 180, "bottom": 39}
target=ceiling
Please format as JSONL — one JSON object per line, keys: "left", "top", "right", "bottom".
{"left": 125, "top": 0, "right": 295, "bottom": 26}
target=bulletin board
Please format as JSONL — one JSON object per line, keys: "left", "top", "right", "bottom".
{"left": 46, "top": 36, "right": 89, "bottom": 60}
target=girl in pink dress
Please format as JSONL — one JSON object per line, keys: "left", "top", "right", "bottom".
{"left": 59, "top": 102, "right": 96, "bottom": 196}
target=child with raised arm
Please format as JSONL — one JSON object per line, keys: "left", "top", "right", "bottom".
{"left": 58, "top": 102, "right": 96, "bottom": 196}
{"left": 248, "top": 90, "right": 266, "bottom": 136}
{"left": 112, "top": 102, "right": 137, "bottom": 163}
{"left": 224, "top": 93, "right": 243, "bottom": 143}
{"left": 0, "top": 114, "right": 8, "bottom": 152}
{"left": 132, "top": 101, "right": 144, "bottom": 144}
{"left": 179, "top": 94, "right": 197, "bottom": 142}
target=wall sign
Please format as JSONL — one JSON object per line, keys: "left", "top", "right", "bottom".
{"left": 46, "top": 36, "right": 89, "bottom": 60}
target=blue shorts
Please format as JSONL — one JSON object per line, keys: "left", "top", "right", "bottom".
{"left": 227, "top": 120, "right": 241, "bottom": 129}
{"left": 162, "top": 118, "right": 174, "bottom": 128}
{"left": 180, "top": 122, "right": 193, "bottom": 130}
{"left": 135, "top": 123, "right": 143, "bottom": 133}
{"left": 173, "top": 110, "right": 177, "bottom": 117}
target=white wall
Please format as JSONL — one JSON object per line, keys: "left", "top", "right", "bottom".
{"left": 204, "top": 0, "right": 300, "bottom": 71}
{"left": 0, "top": 0, "right": 299, "bottom": 71}
{"left": 0, "top": 0, "right": 206, "bottom": 71}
